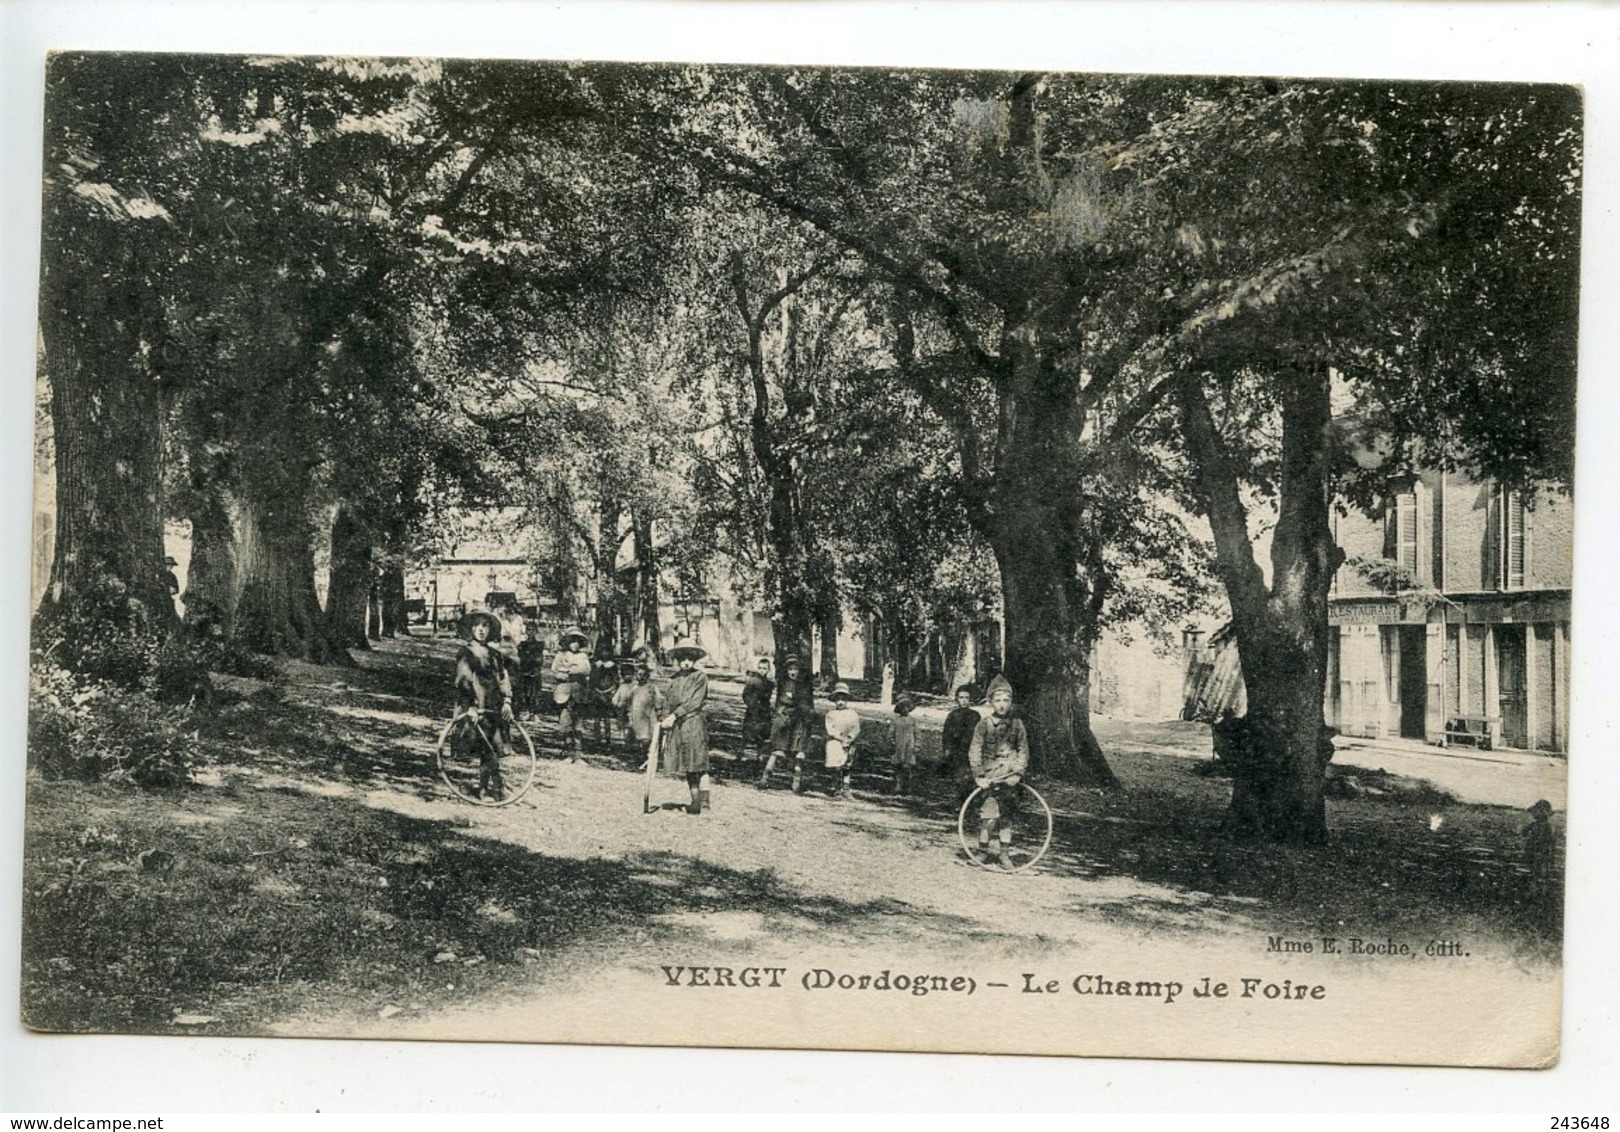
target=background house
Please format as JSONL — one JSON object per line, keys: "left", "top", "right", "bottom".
{"left": 1327, "top": 470, "right": 1572, "bottom": 753}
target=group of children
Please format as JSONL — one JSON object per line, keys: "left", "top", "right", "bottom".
{"left": 453, "top": 615, "right": 1030, "bottom": 855}
{"left": 456, "top": 616, "right": 1563, "bottom": 882}
{"left": 739, "top": 653, "right": 1030, "bottom": 862}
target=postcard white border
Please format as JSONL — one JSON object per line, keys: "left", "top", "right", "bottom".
{"left": 3, "top": 0, "right": 1617, "bottom": 1112}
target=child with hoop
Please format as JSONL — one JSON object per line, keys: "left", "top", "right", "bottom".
{"left": 968, "top": 682, "right": 1029, "bottom": 869}
{"left": 452, "top": 611, "right": 515, "bottom": 801}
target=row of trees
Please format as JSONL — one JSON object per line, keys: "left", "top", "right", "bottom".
{"left": 36, "top": 56, "right": 1579, "bottom": 842}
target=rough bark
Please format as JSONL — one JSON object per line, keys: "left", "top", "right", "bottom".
{"left": 981, "top": 312, "right": 1120, "bottom": 788}
{"left": 593, "top": 497, "right": 625, "bottom": 652}
{"left": 37, "top": 239, "right": 176, "bottom": 635}
{"left": 817, "top": 601, "right": 842, "bottom": 684}
{"left": 1179, "top": 366, "right": 1344, "bottom": 845}
{"left": 990, "top": 537, "right": 1115, "bottom": 786}
{"left": 732, "top": 252, "right": 823, "bottom": 681}
{"left": 181, "top": 479, "right": 240, "bottom": 633}
{"left": 325, "top": 504, "right": 374, "bottom": 650}
{"left": 862, "top": 79, "right": 1120, "bottom": 787}
{"left": 233, "top": 492, "right": 351, "bottom": 664}
{"left": 379, "top": 563, "right": 408, "bottom": 637}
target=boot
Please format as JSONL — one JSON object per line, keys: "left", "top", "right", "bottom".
{"left": 758, "top": 753, "right": 778, "bottom": 789}
{"left": 835, "top": 778, "right": 853, "bottom": 801}
{"left": 790, "top": 759, "right": 805, "bottom": 794}
{"left": 997, "top": 844, "right": 1015, "bottom": 870}
{"left": 698, "top": 774, "right": 712, "bottom": 812}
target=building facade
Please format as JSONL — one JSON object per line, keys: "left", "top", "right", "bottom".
{"left": 1327, "top": 470, "right": 1572, "bottom": 754}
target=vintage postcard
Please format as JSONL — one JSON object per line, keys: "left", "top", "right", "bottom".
{"left": 21, "top": 50, "right": 1577, "bottom": 1071}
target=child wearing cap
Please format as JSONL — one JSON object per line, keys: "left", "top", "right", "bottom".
{"left": 740, "top": 657, "right": 775, "bottom": 771}
{"left": 761, "top": 654, "right": 815, "bottom": 791}
{"left": 660, "top": 644, "right": 711, "bottom": 813}
{"left": 452, "top": 611, "right": 515, "bottom": 801}
{"left": 550, "top": 629, "right": 593, "bottom": 761}
{"left": 891, "top": 694, "right": 919, "bottom": 795}
{"left": 823, "top": 683, "right": 862, "bottom": 800}
{"left": 968, "top": 682, "right": 1030, "bottom": 869}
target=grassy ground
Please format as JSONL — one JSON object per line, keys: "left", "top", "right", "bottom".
{"left": 21, "top": 635, "right": 1562, "bottom": 1037}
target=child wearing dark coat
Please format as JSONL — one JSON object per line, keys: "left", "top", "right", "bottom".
{"left": 515, "top": 627, "right": 544, "bottom": 720}
{"left": 1525, "top": 799, "right": 1558, "bottom": 921}
{"left": 660, "top": 644, "right": 712, "bottom": 814}
{"left": 941, "top": 685, "right": 981, "bottom": 804}
{"left": 452, "top": 611, "right": 515, "bottom": 801}
{"left": 740, "top": 657, "right": 775, "bottom": 766}
{"left": 760, "top": 654, "right": 815, "bottom": 791}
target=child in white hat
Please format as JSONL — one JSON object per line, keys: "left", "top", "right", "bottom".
{"left": 823, "top": 682, "right": 861, "bottom": 800}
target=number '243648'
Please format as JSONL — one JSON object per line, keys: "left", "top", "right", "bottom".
{"left": 1551, "top": 1119, "right": 1609, "bottom": 1129}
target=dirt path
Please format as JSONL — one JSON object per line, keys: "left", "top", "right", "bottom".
{"left": 234, "top": 637, "right": 1257, "bottom": 1038}
{"left": 24, "top": 634, "right": 1563, "bottom": 1061}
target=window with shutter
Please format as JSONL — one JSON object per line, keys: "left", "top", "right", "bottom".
{"left": 1395, "top": 491, "right": 1418, "bottom": 579}
{"left": 1502, "top": 489, "right": 1526, "bottom": 589}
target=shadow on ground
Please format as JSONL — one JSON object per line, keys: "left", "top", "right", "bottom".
{"left": 21, "top": 773, "right": 979, "bottom": 1037}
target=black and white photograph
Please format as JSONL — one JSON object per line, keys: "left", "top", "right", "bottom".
{"left": 6, "top": 3, "right": 1614, "bottom": 1105}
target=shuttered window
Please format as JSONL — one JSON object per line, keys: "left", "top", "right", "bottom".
{"left": 1502, "top": 489, "right": 1527, "bottom": 589}
{"left": 1394, "top": 491, "right": 1418, "bottom": 578}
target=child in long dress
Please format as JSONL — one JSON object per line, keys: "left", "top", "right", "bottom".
{"left": 612, "top": 661, "right": 638, "bottom": 757}
{"left": 660, "top": 644, "right": 711, "bottom": 814}
{"left": 891, "top": 694, "right": 919, "bottom": 795}
{"left": 627, "top": 661, "right": 664, "bottom": 770}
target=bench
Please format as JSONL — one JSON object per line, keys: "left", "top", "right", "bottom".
{"left": 1445, "top": 715, "right": 1493, "bottom": 751}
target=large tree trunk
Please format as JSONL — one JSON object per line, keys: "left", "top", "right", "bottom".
{"left": 732, "top": 252, "right": 826, "bottom": 682}
{"left": 982, "top": 316, "right": 1120, "bottom": 788}
{"left": 325, "top": 504, "right": 373, "bottom": 651}
{"left": 234, "top": 491, "right": 351, "bottom": 664}
{"left": 379, "top": 563, "right": 407, "bottom": 638}
{"left": 990, "top": 536, "right": 1115, "bottom": 786}
{"left": 182, "top": 479, "right": 240, "bottom": 634}
{"left": 593, "top": 497, "right": 624, "bottom": 652}
{"left": 1180, "top": 366, "right": 1344, "bottom": 845}
{"left": 37, "top": 240, "right": 176, "bottom": 640}
{"left": 817, "top": 601, "right": 841, "bottom": 684}
{"left": 763, "top": 473, "right": 816, "bottom": 677}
